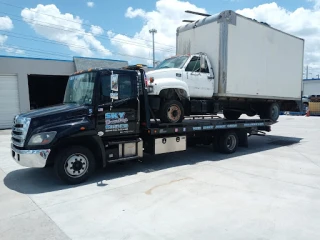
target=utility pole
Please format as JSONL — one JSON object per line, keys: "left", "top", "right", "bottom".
{"left": 149, "top": 29, "right": 157, "bottom": 68}
{"left": 306, "top": 65, "right": 308, "bottom": 79}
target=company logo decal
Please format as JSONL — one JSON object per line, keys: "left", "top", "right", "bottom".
{"left": 105, "top": 112, "right": 129, "bottom": 132}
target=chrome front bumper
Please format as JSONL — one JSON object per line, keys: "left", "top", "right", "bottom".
{"left": 11, "top": 144, "right": 51, "bottom": 168}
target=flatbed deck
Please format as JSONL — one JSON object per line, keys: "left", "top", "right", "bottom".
{"left": 145, "top": 117, "right": 273, "bottom": 135}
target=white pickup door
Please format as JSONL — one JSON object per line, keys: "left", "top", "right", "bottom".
{"left": 182, "top": 55, "right": 214, "bottom": 98}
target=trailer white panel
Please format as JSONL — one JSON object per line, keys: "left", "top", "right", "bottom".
{"left": 176, "top": 10, "right": 304, "bottom": 101}
{"left": 226, "top": 16, "right": 304, "bottom": 99}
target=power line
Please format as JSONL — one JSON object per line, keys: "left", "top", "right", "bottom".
{"left": 0, "top": 30, "right": 119, "bottom": 56}
{"left": 0, "top": 0, "right": 176, "bottom": 49}
{"left": 0, "top": 11, "right": 175, "bottom": 53}
{"left": 0, "top": 32, "right": 157, "bottom": 61}
{"left": 0, "top": 30, "right": 157, "bottom": 60}
{"left": 2, "top": 44, "right": 74, "bottom": 58}
{"left": 0, "top": 41, "right": 155, "bottom": 60}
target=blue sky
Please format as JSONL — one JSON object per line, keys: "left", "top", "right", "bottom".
{"left": 0, "top": 0, "right": 319, "bottom": 76}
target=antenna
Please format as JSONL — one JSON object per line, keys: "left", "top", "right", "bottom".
{"left": 185, "top": 10, "right": 211, "bottom": 17}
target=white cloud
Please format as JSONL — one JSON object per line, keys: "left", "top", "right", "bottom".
{"left": 0, "top": 19, "right": 25, "bottom": 55}
{"left": 87, "top": 2, "right": 94, "bottom": 8}
{"left": 90, "top": 25, "right": 104, "bottom": 35}
{"left": 308, "top": 0, "right": 320, "bottom": 9}
{"left": 0, "top": 35, "right": 8, "bottom": 45}
{"left": 236, "top": 2, "right": 320, "bottom": 77}
{"left": 21, "top": 4, "right": 111, "bottom": 57}
{"left": 125, "top": 7, "right": 146, "bottom": 18}
{"left": 0, "top": 16, "right": 14, "bottom": 30}
{"left": 3, "top": 47, "right": 25, "bottom": 54}
{"left": 109, "top": 0, "right": 207, "bottom": 65}
{"left": 0, "top": 35, "right": 25, "bottom": 55}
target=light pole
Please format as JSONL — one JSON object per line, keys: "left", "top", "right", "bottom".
{"left": 149, "top": 29, "right": 157, "bottom": 68}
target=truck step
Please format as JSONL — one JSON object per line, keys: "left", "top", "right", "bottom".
{"left": 107, "top": 155, "right": 140, "bottom": 163}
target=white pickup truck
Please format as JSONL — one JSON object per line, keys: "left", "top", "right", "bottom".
{"left": 145, "top": 10, "right": 304, "bottom": 123}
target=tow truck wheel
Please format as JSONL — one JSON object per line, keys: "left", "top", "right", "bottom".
{"left": 218, "top": 131, "right": 239, "bottom": 154}
{"left": 54, "top": 146, "right": 96, "bottom": 184}
{"left": 160, "top": 100, "right": 184, "bottom": 123}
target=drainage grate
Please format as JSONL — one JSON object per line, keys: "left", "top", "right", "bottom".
{"left": 268, "top": 139, "right": 300, "bottom": 146}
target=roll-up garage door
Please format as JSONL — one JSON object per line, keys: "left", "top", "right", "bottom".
{"left": 0, "top": 75, "right": 20, "bottom": 129}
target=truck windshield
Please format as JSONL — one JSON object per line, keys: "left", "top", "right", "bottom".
{"left": 63, "top": 72, "right": 97, "bottom": 105}
{"left": 155, "top": 56, "right": 189, "bottom": 69}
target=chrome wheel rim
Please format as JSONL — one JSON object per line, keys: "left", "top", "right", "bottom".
{"left": 226, "top": 135, "right": 237, "bottom": 150}
{"left": 64, "top": 153, "right": 89, "bottom": 178}
{"left": 167, "top": 104, "right": 181, "bottom": 122}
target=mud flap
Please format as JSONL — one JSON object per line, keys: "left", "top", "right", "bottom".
{"left": 237, "top": 129, "right": 248, "bottom": 148}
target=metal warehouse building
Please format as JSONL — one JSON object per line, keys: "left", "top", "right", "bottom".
{"left": 303, "top": 78, "right": 320, "bottom": 96}
{"left": 0, "top": 55, "right": 128, "bottom": 129}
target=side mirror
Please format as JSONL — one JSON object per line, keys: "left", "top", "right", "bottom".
{"left": 200, "top": 56, "right": 207, "bottom": 69}
{"left": 110, "top": 73, "right": 119, "bottom": 100}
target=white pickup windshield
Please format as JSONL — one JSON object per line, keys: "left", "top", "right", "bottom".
{"left": 155, "top": 56, "right": 189, "bottom": 69}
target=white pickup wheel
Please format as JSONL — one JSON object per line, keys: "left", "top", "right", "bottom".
{"left": 260, "top": 102, "right": 280, "bottom": 122}
{"left": 160, "top": 100, "right": 184, "bottom": 123}
{"left": 54, "top": 146, "right": 96, "bottom": 184}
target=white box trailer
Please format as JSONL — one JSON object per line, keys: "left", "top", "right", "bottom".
{"left": 176, "top": 10, "right": 304, "bottom": 100}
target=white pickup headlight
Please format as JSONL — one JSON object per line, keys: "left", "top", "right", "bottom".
{"left": 28, "top": 131, "right": 57, "bottom": 146}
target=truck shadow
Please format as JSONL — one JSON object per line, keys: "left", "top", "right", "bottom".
{"left": 3, "top": 135, "right": 302, "bottom": 194}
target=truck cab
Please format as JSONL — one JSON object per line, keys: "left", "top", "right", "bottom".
{"left": 11, "top": 67, "right": 145, "bottom": 184}
{"left": 146, "top": 53, "right": 218, "bottom": 123}
{"left": 147, "top": 53, "right": 214, "bottom": 98}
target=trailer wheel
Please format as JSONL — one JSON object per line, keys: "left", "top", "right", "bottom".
{"left": 223, "top": 110, "right": 242, "bottom": 120}
{"left": 160, "top": 100, "right": 184, "bottom": 123}
{"left": 260, "top": 102, "right": 280, "bottom": 122}
{"left": 54, "top": 146, "right": 96, "bottom": 184}
{"left": 218, "top": 131, "right": 239, "bottom": 154}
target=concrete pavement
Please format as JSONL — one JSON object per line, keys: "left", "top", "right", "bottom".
{"left": 1, "top": 116, "right": 320, "bottom": 240}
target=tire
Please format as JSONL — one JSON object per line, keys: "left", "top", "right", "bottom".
{"left": 246, "top": 112, "right": 256, "bottom": 117}
{"left": 260, "top": 102, "right": 280, "bottom": 122}
{"left": 160, "top": 100, "right": 184, "bottom": 123}
{"left": 218, "top": 131, "right": 238, "bottom": 154}
{"left": 54, "top": 145, "right": 96, "bottom": 184}
{"left": 223, "top": 110, "right": 242, "bottom": 120}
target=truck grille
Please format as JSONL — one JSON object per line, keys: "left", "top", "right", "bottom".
{"left": 11, "top": 116, "right": 31, "bottom": 147}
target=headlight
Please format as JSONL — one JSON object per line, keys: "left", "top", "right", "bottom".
{"left": 28, "top": 131, "right": 57, "bottom": 146}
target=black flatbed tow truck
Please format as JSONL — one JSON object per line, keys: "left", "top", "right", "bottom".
{"left": 11, "top": 65, "right": 274, "bottom": 184}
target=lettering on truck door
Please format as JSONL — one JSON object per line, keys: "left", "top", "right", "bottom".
{"left": 96, "top": 72, "right": 139, "bottom": 137}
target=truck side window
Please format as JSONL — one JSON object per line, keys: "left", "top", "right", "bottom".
{"left": 200, "top": 59, "right": 209, "bottom": 73}
{"left": 185, "top": 57, "right": 200, "bottom": 72}
{"left": 100, "top": 75, "right": 111, "bottom": 103}
{"left": 100, "top": 74, "right": 133, "bottom": 102}
{"left": 118, "top": 74, "right": 133, "bottom": 99}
